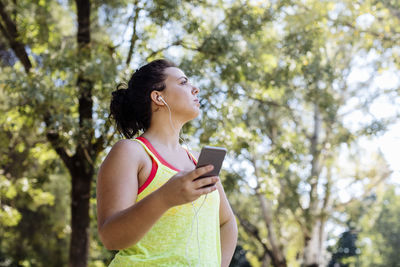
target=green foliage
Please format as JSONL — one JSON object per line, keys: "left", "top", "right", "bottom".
{"left": 0, "top": 66, "right": 69, "bottom": 265}
{"left": 352, "top": 186, "right": 400, "bottom": 267}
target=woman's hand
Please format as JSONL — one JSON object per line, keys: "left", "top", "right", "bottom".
{"left": 158, "top": 165, "right": 219, "bottom": 208}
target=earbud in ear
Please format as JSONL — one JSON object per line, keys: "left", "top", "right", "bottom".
{"left": 158, "top": 96, "right": 167, "bottom": 105}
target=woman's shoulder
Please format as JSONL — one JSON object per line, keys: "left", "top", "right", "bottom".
{"left": 101, "top": 139, "right": 146, "bottom": 169}
{"left": 112, "top": 138, "right": 140, "bottom": 149}
{"left": 111, "top": 138, "right": 146, "bottom": 153}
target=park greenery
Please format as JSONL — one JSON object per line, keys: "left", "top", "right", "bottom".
{"left": 0, "top": 0, "right": 399, "bottom": 266}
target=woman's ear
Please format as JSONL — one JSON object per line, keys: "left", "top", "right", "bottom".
{"left": 150, "top": 91, "right": 164, "bottom": 105}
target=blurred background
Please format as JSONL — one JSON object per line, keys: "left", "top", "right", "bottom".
{"left": 0, "top": 0, "right": 399, "bottom": 266}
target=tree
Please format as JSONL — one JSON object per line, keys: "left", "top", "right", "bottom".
{"left": 0, "top": 77, "right": 68, "bottom": 265}
{"left": 328, "top": 226, "right": 359, "bottom": 267}
{"left": 348, "top": 185, "right": 400, "bottom": 267}
{"left": 185, "top": 0, "right": 399, "bottom": 266}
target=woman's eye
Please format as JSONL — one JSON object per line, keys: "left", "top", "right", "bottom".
{"left": 181, "top": 80, "right": 188, "bottom": 85}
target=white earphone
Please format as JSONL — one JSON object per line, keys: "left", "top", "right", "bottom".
{"left": 157, "top": 95, "right": 166, "bottom": 104}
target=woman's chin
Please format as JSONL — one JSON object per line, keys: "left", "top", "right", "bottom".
{"left": 188, "top": 108, "right": 200, "bottom": 120}
{"left": 180, "top": 105, "right": 201, "bottom": 121}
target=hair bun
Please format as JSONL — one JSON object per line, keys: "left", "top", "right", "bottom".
{"left": 109, "top": 59, "right": 176, "bottom": 139}
{"left": 110, "top": 88, "right": 130, "bottom": 125}
{"left": 112, "top": 86, "right": 128, "bottom": 96}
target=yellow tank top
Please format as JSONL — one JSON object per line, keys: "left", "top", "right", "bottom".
{"left": 108, "top": 136, "right": 221, "bottom": 267}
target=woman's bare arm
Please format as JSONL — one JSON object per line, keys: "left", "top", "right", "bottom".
{"left": 216, "top": 180, "right": 238, "bottom": 267}
{"left": 96, "top": 140, "right": 166, "bottom": 250}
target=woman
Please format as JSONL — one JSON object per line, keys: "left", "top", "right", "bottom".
{"left": 96, "top": 59, "right": 238, "bottom": 266}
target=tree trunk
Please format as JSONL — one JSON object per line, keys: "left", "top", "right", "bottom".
{"left": 69, "top": 1, "right": 93, "bottom": 266}
{"left": 1, "top": 1, "right": 97, "bottom": 266}
{"left": 68, "top": 160, "right": 93, "bottom": 267}
{"left": 251, "top": 147, "right": 287, "bottom": 267}
{"left": 261, "top": 253, "right": 271, "bottom": 267}
{"left": 302, "top": 218, "right": 328, "bottom": 267}
{"left": 257, "top": 192, "right": 287, "bottom": 267}
{"left": 302, "top": 103, "right": 327, "bottom": 267}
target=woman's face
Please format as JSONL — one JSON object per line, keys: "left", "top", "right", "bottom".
{"left": 157, "top": 67, "right": 200, "bottom": 121}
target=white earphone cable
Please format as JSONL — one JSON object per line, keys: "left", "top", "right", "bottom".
{"left": 160, "top": 96, "right": 207, "bottom": 266}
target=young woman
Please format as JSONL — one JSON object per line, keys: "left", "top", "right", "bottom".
{"left": 96, "top": 59, "right": 237, "bottom": 266}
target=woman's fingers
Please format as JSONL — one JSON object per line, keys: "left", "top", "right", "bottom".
{"left": 193, "top": 176, "right": 219, "bottom": 189}
{"left": 197, "top": 183, "right": 217, "bottom": 195}
{"left": 188, "top": 165, "right": 214, "bottom": 181}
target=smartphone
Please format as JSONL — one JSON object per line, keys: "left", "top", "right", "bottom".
{"left": 195, "top": 146, "right": 227, "bottom": 186}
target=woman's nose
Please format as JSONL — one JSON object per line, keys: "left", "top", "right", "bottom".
{"left": 192, "top": 85, "right": 199, "bottom": 95}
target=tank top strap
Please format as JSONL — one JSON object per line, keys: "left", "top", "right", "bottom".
{"left": 184, "top": 148, "right": 198, "bottom": 165}
{"left": 132, "top": 137, "right": 162, "bottom": 166}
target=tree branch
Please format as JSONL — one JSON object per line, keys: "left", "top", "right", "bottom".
{"left": 232, "top": 207, "right": 274, "bottom": 260}
{"left": 280, "top": 171, "right": 309, "bottom": 235}
{"left": 145, "top": 39, "right": 182, "bottom": 61}
{"left": 43, "top": 113, "right": 73, "bottom": 170}
{"left": 333, "top": 19, "right": 398, "bottom": 42}
{"left": 0, "top": 0, "right": 32, "bottom": 73}
{"left": 236, "top": 88, "right": 311, "bottom": 140}
{"left": 126, "top": 0, "right": 140, "bottom": 66}
{"left": 179, "top": 18, "right": 226, "bottom": 53}
{"left": 236, "top": 90, "right": 282, "bottom": 108}
{"left": 92, "top": 116, "right": 115, "bottom": 157}
{"left": 307, "top": 103, "right": 321, "bottom": 216}
{"left": 333, "top": 168, "right": 392, "bottom": 210}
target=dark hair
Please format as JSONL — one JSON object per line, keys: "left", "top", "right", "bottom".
{"left": 110, "top": 59, "right": 176, "bottom": 139}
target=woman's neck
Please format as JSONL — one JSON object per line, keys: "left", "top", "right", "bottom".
{"left": 141, "top": 128, "right": 182, "bottom": 151}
